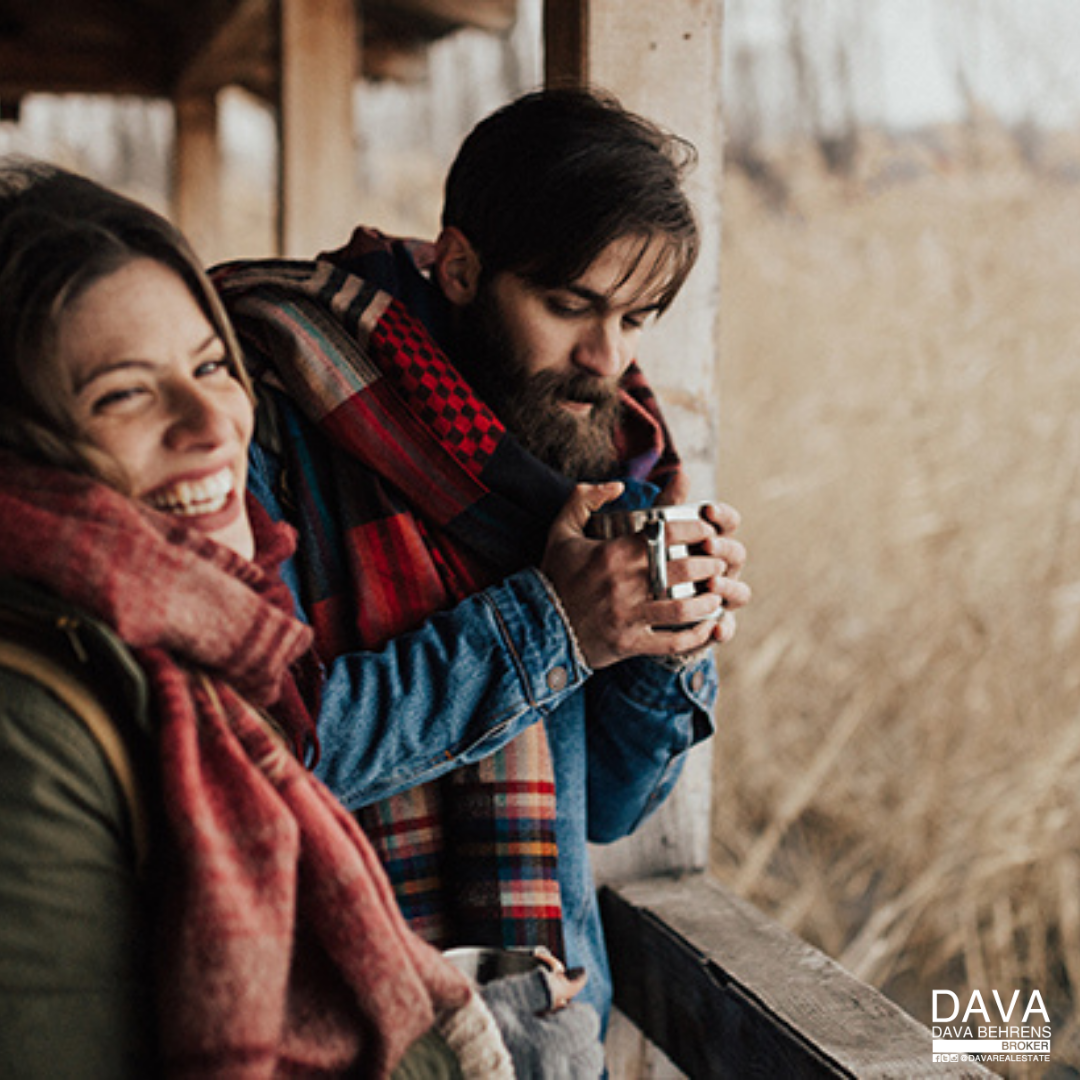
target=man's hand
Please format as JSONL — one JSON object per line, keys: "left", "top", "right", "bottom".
{"left": 657, "top": 470, "right": 748, "bottom": 647}
{"left": 540, "top": 483, "right": 750, "bottom": 669}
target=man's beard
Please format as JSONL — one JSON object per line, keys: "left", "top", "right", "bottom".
{"left": 454, "top": 287, "right": 623, "bottom": 481}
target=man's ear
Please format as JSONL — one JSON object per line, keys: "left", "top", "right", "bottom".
{"left": 434, "top": 226, "right": 482, "bottom": 306}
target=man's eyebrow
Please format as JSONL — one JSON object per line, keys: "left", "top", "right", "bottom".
{"left": 563, "top": 283, "right": 606, "bottom": 305}
{"left": 562, "top": 283, "right": 662, "bottom": 314}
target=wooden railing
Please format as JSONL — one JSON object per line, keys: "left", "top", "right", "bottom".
{"left": 601, "top": 874, "right": 996, "bottom": 1078}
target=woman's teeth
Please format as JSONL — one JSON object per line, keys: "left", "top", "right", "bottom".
{"left": 146, "top": 469, "right": 233, "bottom": 517}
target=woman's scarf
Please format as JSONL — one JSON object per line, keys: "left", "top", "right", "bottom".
{"left": 214, "top": 243, "right": 679, "bottom": 958}
{"left": 0, "top": 455, "right": 481, "bottom": 1078}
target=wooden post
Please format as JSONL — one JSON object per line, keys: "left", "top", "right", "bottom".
{"left": 543, "top": 8, "right": 725, "bottom": 1070}
{"left": 173, "top": 92, "right": 224, "bottom": 265}
{"left": 542, "top": 0, "right": 588, "bottom": 85}
{"left": 276, "top": 0, "right": 358, "bottom": 256}
{"left": 545, "top": 2, "right": 726, "bottom": 883}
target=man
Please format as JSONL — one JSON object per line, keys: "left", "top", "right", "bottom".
{"left": 214, "top": 87, "right": 749, "bottom": 1026}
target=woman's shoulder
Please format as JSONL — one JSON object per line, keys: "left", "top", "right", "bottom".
{"left": 0, "top": 586, "right": 157, "bottom": 1079}
{"left": 0, "top": 577, "right": 154, "bottom": 864}
{"left": 0, "top": 659, "right": 127, "bottom": 817}
{"left": 0, "top": 577, "right": 151, "bottom": 733}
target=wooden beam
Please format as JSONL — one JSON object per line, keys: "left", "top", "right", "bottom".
{"left": 173, "top": 0, "right": 276, "bottom": 100}
{"left": 543, "top": 0, "right": 588, "bottom": 86}
{"left": 276, "top": 0, "right": 358, "bottom": 256}
{"left": 0, "top": 40, "right": 170, "bottom": 98}
{"left": 378, "top": 0, "right": 516, "bottom": 34}
{"left": 572, "top": 2, "right": 726, "bottom": 891}
{"left": 173, "top": 92, "right": 224, "bottom": 264}
{"left": 601, "top": 877, "right": 995, "bottom": 1079}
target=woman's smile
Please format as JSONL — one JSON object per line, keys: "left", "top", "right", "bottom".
{"left": 143, "top": 465, "right": 236, "bottom": 517}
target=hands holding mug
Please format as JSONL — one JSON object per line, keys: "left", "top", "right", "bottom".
{"left": 539, "top": 479, "right": 750, "bottom": 670}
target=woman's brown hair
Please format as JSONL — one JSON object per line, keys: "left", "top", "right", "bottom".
{"left": 0, "top": 157, "right": 250, "bottom": 488}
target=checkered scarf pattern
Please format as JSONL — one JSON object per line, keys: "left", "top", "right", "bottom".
{"left": 213, "top": 238, "right": 677, "bottom": 956}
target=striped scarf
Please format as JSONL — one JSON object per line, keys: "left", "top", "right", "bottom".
{"left": 0, "top": 456, "right": 479, "bottom": 1078}
{"left": 213, "top": 233, "right": 678, "bottom": 956}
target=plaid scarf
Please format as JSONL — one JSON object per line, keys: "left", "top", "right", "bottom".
{"left": 213, "top": 233, "right": 679, "bottom": 956}
{"left": 0, "top": 456, "right": 479, "bottom": 1078}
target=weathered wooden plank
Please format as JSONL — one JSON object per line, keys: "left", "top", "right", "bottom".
{"left": 601, "top": 877, "right": 997, "bottom": 1079}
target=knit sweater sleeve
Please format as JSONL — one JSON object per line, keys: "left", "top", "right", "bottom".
{"left": 0, "top": 667, "right": 156, "bottom": 1078}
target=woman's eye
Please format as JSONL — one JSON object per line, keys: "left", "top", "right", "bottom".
{"left": 196, "top": 356, "right": 232, "bottom": 378}
{"left": 91, "top": 386, "right": 146, "bottom": 414}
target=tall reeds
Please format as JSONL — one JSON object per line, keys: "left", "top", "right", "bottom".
{"left": 714, "top": 124, "right": 1080, "bottom": 1076}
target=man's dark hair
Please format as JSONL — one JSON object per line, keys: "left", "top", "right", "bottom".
{"left": 442, "top": 87, "right": 700, "bottom": 314}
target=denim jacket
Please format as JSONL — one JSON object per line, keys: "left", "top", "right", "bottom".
{"left": 248, "top": 445, "right": 718, "bottom": 1022}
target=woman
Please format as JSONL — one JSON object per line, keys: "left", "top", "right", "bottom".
{"left": 0, "top": 159, "right": 601, "bottom": 1079}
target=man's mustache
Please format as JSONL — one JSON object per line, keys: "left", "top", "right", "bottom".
{"left": 536, "top": 371, "right": 620, "bottom": 406}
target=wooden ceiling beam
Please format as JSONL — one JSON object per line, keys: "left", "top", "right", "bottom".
{"left": 0, "top": 40, "right": 171, "bottom": 99}
{"left": 0, "top": 1, "right": 523, "bottom": 104}
{"left": 375, "top": 0, "right": 516, "bottom": 35}
{"left": 172, "top": 0, "right": 276, "bottom": 100}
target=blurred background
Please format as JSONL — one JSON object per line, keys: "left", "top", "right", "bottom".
{"left": 715, "top": 7, "right": 1080, "bottom": 1080}
{"left": 6, "top": 2, "right": 1080, "bottom": 1073}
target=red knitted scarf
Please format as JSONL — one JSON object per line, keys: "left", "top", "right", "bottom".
{"left": 0, "top": 455, "right": 472, "bottom": 1078}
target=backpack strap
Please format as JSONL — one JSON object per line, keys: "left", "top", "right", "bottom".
{"left": 0, "top": 638, "right": 150, "bottom": 872}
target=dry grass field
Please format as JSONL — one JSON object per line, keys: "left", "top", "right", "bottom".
{"left": 711, "top": 122, "right": 1080, "bottom": 1075}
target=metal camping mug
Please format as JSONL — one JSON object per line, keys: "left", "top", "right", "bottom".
{"left": 441, "top": 946, "right": 549, "bottom": 984}
{"left": 586, "top": 501, "right": 715, "bottom": 601}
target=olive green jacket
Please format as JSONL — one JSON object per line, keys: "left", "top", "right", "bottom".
{"left": 0, "top": 579, "right": 461, "bottom": 1079}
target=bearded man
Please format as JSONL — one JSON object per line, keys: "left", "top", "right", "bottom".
{"left": 214, "top": 87, "right": 750, "bottom": 1029}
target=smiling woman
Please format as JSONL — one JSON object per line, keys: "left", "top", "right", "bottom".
{"left": 59, "top": 258, "right": 256, "bottom": 558}
{"left": 0, "top": 158, "right": 607, "bottom": 1080}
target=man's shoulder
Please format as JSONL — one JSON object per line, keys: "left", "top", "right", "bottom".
{"left": 317, "top": 225, "right": 436, "bottom": 276}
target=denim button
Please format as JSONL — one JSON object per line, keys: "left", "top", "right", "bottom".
{"left": 546, "top": 666, "right": 568, "bottom": 692}
{"left": 690, "top": 668, "right": 706, "bottom": 693}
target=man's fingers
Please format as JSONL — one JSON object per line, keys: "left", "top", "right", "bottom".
{"left": 549, "top": 481, "right": 625, "bottom": 538}
{"left": 664, "top": 554, "right": 729, "bottom": 589}
{"left": 703, "top": 501, "right": 741, "bottom": 535}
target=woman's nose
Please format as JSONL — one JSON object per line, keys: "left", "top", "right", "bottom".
{"left": 165, "top": 384, "right": 230, "bottom": 447}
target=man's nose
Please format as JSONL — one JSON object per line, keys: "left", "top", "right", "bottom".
{"left": 573, "top": 320, "right": 626, "bottom": 378}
